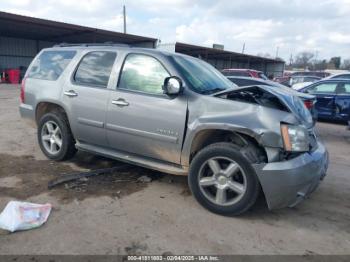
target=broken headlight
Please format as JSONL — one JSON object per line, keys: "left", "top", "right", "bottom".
{"left": 281, "top": 124, "right": 310, "bottom": 152}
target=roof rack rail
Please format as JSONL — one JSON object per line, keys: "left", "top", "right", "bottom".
{"left": 53, "top": 42, "right": 130, "bottom": 48}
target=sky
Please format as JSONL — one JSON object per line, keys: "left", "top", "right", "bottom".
{"left": 1, "top": 0, "right": 350, "bottom": 61}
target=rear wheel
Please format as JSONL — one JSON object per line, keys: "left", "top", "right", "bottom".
{"left": 38, "top": 111, "right": 76, "bottom": 161}
{"left": 188, "top": 143, "right": 260, "bottom": 216}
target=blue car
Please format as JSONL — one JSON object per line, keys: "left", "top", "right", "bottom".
{"left": 300, "top": 79, "right": 350, "bottom": 122}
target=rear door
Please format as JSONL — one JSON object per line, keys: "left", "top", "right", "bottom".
{"left": 306, "top": 82, "right": 337, "bottom": 119}
{"left": 335, "top": 82, "right": 350, "bottom": 121}
{"left": 62, "top": 51, "right": 117, "bottom": 147}
{"left": 105, "top": 53, "right": 188, "bottom": 164}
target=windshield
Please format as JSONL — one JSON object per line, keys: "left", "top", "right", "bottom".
{"left": 172, "top": 55, "right": 235, "bottom": 94}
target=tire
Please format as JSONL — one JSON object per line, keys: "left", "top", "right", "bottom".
{"left": 188, "top": 142, "right": 260, "bottom": 216}
{"left": 37, "top": 111, "right": 76, "bottom": 161}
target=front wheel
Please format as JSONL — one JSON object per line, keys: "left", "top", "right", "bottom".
{"left": 188, "top": 143, "right": 260, "bottom": 216}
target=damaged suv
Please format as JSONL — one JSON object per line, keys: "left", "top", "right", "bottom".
{"left": 20, "top": 44, "right": 328, "bottom": 215}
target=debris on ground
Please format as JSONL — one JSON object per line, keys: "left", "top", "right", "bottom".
{"left": 137, "top": 175, "right": 152, "bottom": 183}
{"left": 0, "top": 201, "right": 52, "bottom": 232}
{"left": 48, "top": 165, "right": 130, "bottom": 189}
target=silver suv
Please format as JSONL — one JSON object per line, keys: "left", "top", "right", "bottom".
{"left": 20, "top": 44, "right": 328, "bottom": 215}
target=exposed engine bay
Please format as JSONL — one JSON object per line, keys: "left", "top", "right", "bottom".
{"left": 216, "top": 86, "right": 290, "bottom": 112}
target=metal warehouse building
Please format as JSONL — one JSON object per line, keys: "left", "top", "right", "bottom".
{"left": 0, "top": 11, "right": 284, "bottom": 79}
{"left": 0, "top": 11, "right": 157, "bottom": 73}
{"left": 159, "top": 42, "right": 285, "bottom": 77}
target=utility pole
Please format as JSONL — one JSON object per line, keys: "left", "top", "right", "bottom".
{"left": 242, "top": 43, "right": 245, "bottom": 54}
{"left": 275, "top": 46, "right": 279, "bottom": 58}
{"left": 123, "top": 5, "right": 126, "bottom": 34}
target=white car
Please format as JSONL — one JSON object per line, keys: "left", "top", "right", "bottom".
{"left": 324, "top": 73, "right": 350, "bottom": 80}
{"left": 290, "top": 76, "right": 321, "bottom": 91}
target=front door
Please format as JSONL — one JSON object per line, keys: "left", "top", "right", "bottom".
{"left": 63, "top": 51, "right": 117, "bottom": 147}
{"left": 106, "top": 53, "right": 187, "bottom": 164}
{"left": 308, "top": 82, "right": 337, "bottom": 119}
{"left": 335, "top": 82, "right": 350, "bottom": 121}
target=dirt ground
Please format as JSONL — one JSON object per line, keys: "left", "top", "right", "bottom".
{"left": 0, "top": 84, "right": 349, "bottom": 255}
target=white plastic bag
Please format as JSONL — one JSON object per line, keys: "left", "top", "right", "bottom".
{"left": 0, "top": 201, "right": 52, "bottom": 232}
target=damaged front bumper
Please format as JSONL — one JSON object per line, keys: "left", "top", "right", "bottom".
{"left": 253, "top": 141, "right": 329, "bottom": 210}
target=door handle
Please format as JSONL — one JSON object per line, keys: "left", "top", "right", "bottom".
{"left": 112, "top": 99, "right": 129, "bottom": 107}
{"left": 64, "top": 90, "right": 78, "bottom": 97}
{"left": 324, "top": 96, "right": 333, "bottom": 99}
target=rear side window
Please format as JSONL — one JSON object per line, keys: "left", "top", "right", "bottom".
{"left": 74, "top": 51, "right": 117, "bottom": 88}
{"left": 28, "top": 51, "right": 76, "bottom": 81}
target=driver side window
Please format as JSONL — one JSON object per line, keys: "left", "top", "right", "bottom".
{"left": 118, "top": 54, "right": 170, "bottom": 95}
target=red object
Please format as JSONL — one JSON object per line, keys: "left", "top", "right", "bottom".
{"left": 6, "top": 69, "right": 20, "bottom": 84}
{"left": 303, "top": 100, "right": 314, "bottom": 110}
{"left": 221, "top": 69, "right": 268, "bottom": 79}
{"left": 20, "top": 77, "right": 26, "bottom": 103}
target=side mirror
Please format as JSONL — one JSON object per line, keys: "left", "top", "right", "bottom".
{"left": 163, "top": 76, "right": 183, "bottom": 96}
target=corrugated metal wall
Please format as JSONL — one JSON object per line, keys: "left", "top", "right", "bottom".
{"left": 158, "top": 43, "right": 285, "bottom": 77}
{"left": 0, "top": 36, "right": 155, "bottom": 71}
{"left": 0, "top": 36, "right": 54, "bottom": 70}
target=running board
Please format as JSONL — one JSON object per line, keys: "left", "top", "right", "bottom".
{"left": 75, "top": 142, "right": 188, "bottom": 176}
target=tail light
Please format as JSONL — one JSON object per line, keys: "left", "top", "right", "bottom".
{"left": 303, "top": 100, "right": 314, "bottom": 110}
{"left": 20, "top": 77, "right": 26, "bottom": 103}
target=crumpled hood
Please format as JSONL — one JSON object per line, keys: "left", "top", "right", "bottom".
{"left": 213, "top": 85, "right": 314, "bottom": 129}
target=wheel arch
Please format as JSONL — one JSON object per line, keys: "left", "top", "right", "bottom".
{"left": 185, "top": 128, "right": 267, "bottom": 166}
{"left": 35, "top": 101, "right": 69, "bottom": 125}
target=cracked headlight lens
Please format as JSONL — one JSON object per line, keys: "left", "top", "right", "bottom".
{"left": 281, "top": 124, "right": 310, "bottom": 152}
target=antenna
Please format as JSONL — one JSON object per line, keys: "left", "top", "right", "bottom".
{"left": 242, "top": 43, "right": 245, "bottom": 54}
{"left": 123, "top": 5, "right": 126, "bottom": 34}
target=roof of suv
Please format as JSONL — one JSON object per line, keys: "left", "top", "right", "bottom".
{"left": 44, "top": 44, "right": 191, "bottom": 59}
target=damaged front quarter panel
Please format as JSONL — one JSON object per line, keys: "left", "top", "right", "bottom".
{"left": 182, "top": 86, "right": 303, "bottom": 166}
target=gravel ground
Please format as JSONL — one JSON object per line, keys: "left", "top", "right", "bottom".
{"left": 0, "top": 84, "right": 349, "bottom": 255}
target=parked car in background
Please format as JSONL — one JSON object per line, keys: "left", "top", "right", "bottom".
{"left": 20, "top": 44, "right": 328, "bottom": 216}
{"left": 222, "top": 69, "right": 268, "bottom": 80}
{"left": 275, "top": 72, "right": 329, "bottom": 87}
{"left": 291, "top": 71, "right": 331, "bottom": 78}
{"left": 324, "top": 73, "right": 350, "bottom": 80}
{"left": 227, "top": 76, "right": 317, "bottom": 117}
{"left": 290, "top": 76, "right": 321, "bottom": 90}
{"left": 273, "top": 76, "right": 290, "bottom": 84}
{"left": 300, "top": 79, "right": 350, "bottom": 122}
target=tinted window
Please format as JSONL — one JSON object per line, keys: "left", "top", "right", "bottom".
{"left": 308, "top": 83, "right": 337, "bottom": 94}
{"left": 333, "top": 74, "right": 350, "bottom": 79}
{"left": 28, "top": 51, "right": 76, "bottom": 80}
{"left": 74, "top": 51, "right": 116, "bottom": 87}
{"left": 118, "top": 54, "right": 169, "bottom": 95}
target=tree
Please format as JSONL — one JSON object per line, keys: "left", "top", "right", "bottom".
{"left": 329, "top": 57, "right": 341, "bottom": 69}
{"left": 294, "top": 52, "right": 314, "bottom": 69}
{"left": 341, "top": 59, "right": 350, "bottom": 70}
{"left": 312, "top": 59, "right": 328, "bottom": 71}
